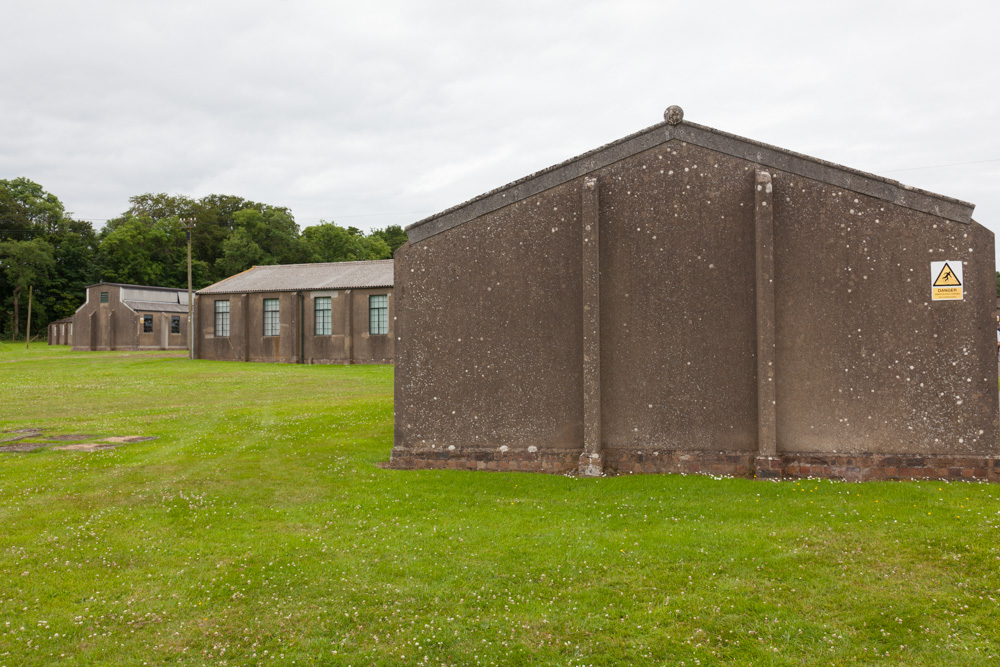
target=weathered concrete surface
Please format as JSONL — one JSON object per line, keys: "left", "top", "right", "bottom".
{"left": 772, "top": 172, "right": 997, "bottom": 455}
{"left": 393, "top": 182, "right": 585, "bottom": 457}
{"left": 390, "top": 109, "right": 999, "bottom": 481}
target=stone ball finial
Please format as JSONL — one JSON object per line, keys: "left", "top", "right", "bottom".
{"left": 664, "top": 105, "right": 684, "bottom": 125}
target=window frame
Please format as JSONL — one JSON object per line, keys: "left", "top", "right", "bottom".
{"left": 142, "top": 314, "right": 153, "bottom": 334}
{"left": 99, "top": 291, "right": 109, "bottom": 304}
{"left": 263, "top": 298, "right": 280, "bottom": 337}
{"left": 369, "top": 294, "right": 388, "bottom": 335}
{"left": 214, "top": 300, "right": 230, "bottom": 338}
{"left": 170, "top": 315, "right": 181, "bottom": 334}
{"left": 314, "top": 296, "right": 332, "bottom": 336}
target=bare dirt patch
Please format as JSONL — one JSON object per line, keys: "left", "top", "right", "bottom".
{"left": 54, "top": 443, "right": 121, "bottom": 452}
{"left": 0, "top": 443, "right": 50, "bottom": 453}
{"left": 100, "top": 436, "right": 158, "bottom": 444}
{"left": 0, "top": 429, "right": 45, "bottom": 444}
{"left": 0, "top": 430, "right": 157, "bottom": 453}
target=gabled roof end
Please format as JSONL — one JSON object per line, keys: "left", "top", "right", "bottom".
{"left": 405, "top": 106, "right": 975, "bottom": 244}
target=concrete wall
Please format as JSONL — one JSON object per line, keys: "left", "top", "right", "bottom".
{"left": 135, "top": 311, "right": 188, "bottom": 351}
{"left": 71, "top": 285, "right": 188, "bottom": 351}
{"left": 391, "top": 139, "right": 1000, "bottom": 481}
{"left": 47, "top": 321, "right": 73, "bottom": 346}
{"left": 194, "top": 288, "right": 393, "bottom": 364}
{"left": 772, "top": 172, "right": 997, "bottom": 457}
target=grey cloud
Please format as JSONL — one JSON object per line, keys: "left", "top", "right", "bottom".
{"left": 2, "top": 0, "right": 998, "bottom": 259}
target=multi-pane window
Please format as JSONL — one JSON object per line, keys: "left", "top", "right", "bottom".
{"left": 214, "top": 300, "right": 230, "bottom": 337}
{"left": 263, "top": 298, "right": 280, "bottom": 336}
{"left": 142, "top": 314, "right": 153, "bottom": 333}
{"left": 315, "top": 297, "right": 332, "bottom": 335}
{"left": 100, "top": 291, "right": 109, "bottom": 303}
{"left": 171, "top": 315, "right": 181, "bottom": 334}
{"left": 369, "top": 295, "right": 388, "bottom": 335}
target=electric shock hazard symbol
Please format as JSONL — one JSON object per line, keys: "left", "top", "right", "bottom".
{"left": 931, "top": 261, "right": 963, "bottom": 301}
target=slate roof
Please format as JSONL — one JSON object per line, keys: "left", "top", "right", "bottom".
{"left": 197, "top": 260, "right": 394, "bottom": 295}
{"left": 405, "top": 106, "right": 976, "bottom": 244}
{"left": 123, "top": 300, "right": 190, "bottom": 314}
{"left": 86, "top": 282, "right": 187, "bottom": 292}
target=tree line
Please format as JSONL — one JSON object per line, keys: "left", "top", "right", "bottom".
{"left": 0, "top": 178, "right": 408, "bottom": 339}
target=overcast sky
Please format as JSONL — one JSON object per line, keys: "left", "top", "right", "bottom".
{"left": 3, "top": 0, "right": 998, "bottom": 261}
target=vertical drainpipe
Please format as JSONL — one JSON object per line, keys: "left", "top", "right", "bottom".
{"left": 345, "top": 290, "right": 354, "bottom": 365}
{"left": 299, "top": 291, "right": 305, "bottom": 365}
{"left": 192, "top": 294, "right": 198, "bottom": 359}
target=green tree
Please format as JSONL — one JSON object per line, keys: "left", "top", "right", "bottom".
{"left": 42, "top": 217, "right": 100, "bottom": 322}
{"left": 0, "top": 177, "right": 65, "bottom": 233}
{"left": 194, "top": 194, "right": 284, "bottom": 280}
{"left": 301, "top": 222, "right": 391, "bottom": 263}
{"left": 104, "top": 193, "right": 195, "bottom": 232}
{"left": 0, "top": 187, "right": 33, "bottom": 242}
{"left": 103, "top": 195, "right": 304, "bottom": 285}
{"left": 98, "top": 215, "right": 206, "bottom": 288}
{"left": 215, "top": 227, "right": 267, "bottom": 277}
{"left": 98, "top": 219, "right": 166, "bottom": 286}
{"left": 0, "top": 238, "right": 56, "bottom": 339}
{"left": 370, "top": 224, "right": 408, "bottom": 256}
{"left": 233, "top": 208, "right": 306, "bottom": 263}
{"left": 0, "top": 178, "right": 99, "bottom": 337}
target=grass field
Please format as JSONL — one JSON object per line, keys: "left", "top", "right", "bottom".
{"left": 1, "top": 341, "right": 999, "bottom": 666}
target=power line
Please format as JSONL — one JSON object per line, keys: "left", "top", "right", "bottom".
{"left": 48, "top": 211, "right": 434, "bottom": 223}
{"left": 302, "top": 211, "right": 433, "bottom": 219}
{"left": 881, "top": 158, "right": 1000, "bottom": 173}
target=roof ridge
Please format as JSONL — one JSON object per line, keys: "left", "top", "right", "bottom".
{"left": 404, "top": 108, "right": 975, "bottom": 244}
{"left": 251, "top": 259, "right": 393, "bottom": 269}
{"left": 86, "top": 282, "right": 187, "bottom": 291}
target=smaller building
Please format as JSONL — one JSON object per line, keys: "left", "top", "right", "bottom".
{"left": 72, "top": 283, "right": 191, "bottom": 351}
{"left": 194, "top": 260, "right": 393, "bottom": 364}
{"left": 47, "top": 317, "right": 74, "bottom": 346}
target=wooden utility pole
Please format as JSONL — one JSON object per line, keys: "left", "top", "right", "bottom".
{"left": 25, "top": 286, "right": 32, "bottom": 350}
{"left": 180, "top": 218, "right": 196, "bottom": 360}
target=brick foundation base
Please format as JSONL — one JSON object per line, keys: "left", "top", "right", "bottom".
{"left": 602, "top": 449, "right": 756, "bottom": 477}
{"left": 386, "top": 446, "right": 1000, "bottom": 482}
{"left": 771, "top": 453, "right": 1000, "bottom": 482}
{"left": 387, "top": 446, "right": 580, "bottom": 473}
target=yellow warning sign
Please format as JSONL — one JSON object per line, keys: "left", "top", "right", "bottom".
{"left": 930, "top": 261, "right": 963, "bottom": 301}
{"left": 933, "top": 263, "right": 961, "bottom": 286}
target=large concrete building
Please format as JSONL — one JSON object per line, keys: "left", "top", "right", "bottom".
{"left": 194, "top": 260, "right": 394, "bottom": 364}
{"left": 390, "top": 106, "right": 999, "bottom": 482}
{"left": 72, "top": 283, "right": 190, "bottom": 351}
